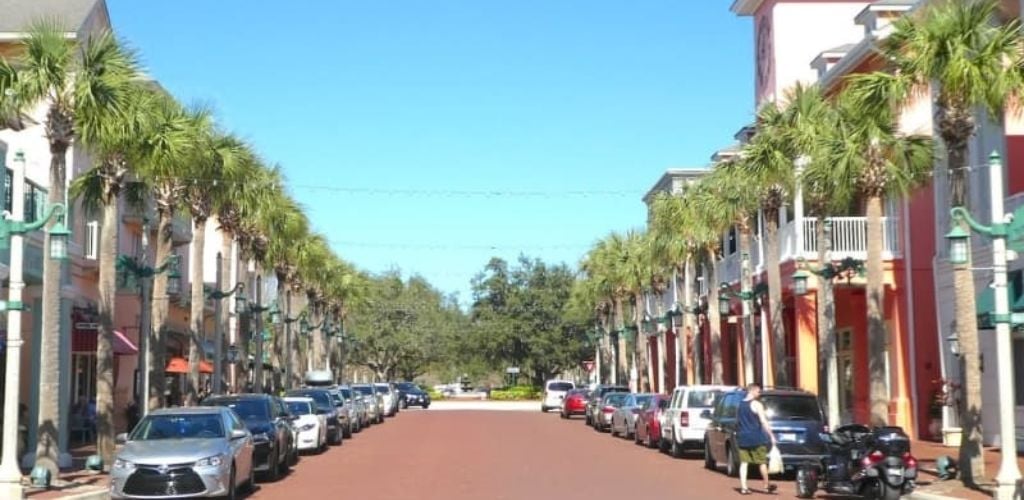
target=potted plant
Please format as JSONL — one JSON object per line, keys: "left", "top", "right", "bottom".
{"left": 934, "top": 378, "right": 963, "bottom": 447}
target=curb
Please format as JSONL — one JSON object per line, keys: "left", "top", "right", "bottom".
{"left": 49, "top": 487, "right": 109, "bottom": 500}
{"left": 907, "top": 489, "right": 969, "bottom": 500}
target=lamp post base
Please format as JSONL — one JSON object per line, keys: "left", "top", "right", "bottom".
{"left": 995, "top": 470, "right": 1023, "bottom": 500}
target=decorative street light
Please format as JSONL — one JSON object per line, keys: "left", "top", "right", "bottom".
{"left": 235, "top": 276, "right": 273, "bottom": 393}
{"left": 946, "top": 151, "right": 1022, "bottom": 499}
{"left": 206, "top": 253, "right": 244, "bottom": 396}
{"left": 0, "top": 151, "right": 72, "bottom": 498}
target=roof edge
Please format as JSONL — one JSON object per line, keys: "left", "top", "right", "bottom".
{"left": 731, "top": 0, "right": 764, "bottom": 16}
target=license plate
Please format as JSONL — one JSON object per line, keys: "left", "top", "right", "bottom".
{"left": 888, "top": 468, "right": 903, "bottom": 476}
{"left": 778, "top": 432, "right": 797, "bottom": 442}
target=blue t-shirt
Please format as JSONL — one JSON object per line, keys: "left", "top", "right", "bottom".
{"left": 736, "top": 399, "right": 770, "bottom": 448}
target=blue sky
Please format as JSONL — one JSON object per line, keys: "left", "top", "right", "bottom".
{"left": 107, "top": 0, "right": 754, "bottom": 304}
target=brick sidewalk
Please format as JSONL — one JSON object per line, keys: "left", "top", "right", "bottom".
{"left": 20, "top": 443, "right": 108, "bottom": 499}
{"left": 909, "top": 440, "right": 1024, "bottom": 499}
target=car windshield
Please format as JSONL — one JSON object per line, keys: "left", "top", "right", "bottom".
{"left": 604, "top": 393, "right": 628, "bottom": 407}
{"left": 340, "top": 388, "right": 353, "bottom": 399}
{"left": 286, "top": 401, "right": 312, "bottom": 415}
{"left": 547, "top": 382, "right": 573, "bottom": 392}
{"left": 330, "top": 392, "right": 345, "bottom": 405}
{"left": 130, "top": 414, "right": 224, "bottom": 440}
{"left": 634, "top": 395, "right": 653, "bottom": 407}
{"left": 687, "top": 390, "right": 722, "bottom": 408}
{"left": 600, "top": 387, "right": 629, "bottom": 397}
{"left": 208, "top": 399, "right": 268, "bottom": 420}
{"left": 353, "top": 386, "right": 374, "bottom": 396}
{"left": 397, "top": 382, "right": 418, "bottom": 391}
{"left": 374, "top": 385, "right": 391, "bottom": 394}
{"left": 288, "top": 391, "right": 333, "bottom": 410}
{"left": 763, "top": 395, "right": 822, "bottom": 421}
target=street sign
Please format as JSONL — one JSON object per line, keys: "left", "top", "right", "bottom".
{"left": 582, "top": 360, "right": 595, "bottom": 372}
{"left": 75, "top": 322, "right": 99, "bottom": 330}
{"left": 505, "top": 367, "right": 520, "bottom": 374}
{"left": 226, "top": 345, "right": 240, "bottom": 364}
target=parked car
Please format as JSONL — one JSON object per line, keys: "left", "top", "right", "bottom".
{"left": 200, "top": 394, "right": 294, "bottom": 481}
{"left": 285, "top": 388, "right": 344, "bottom": 445}
{"left": 610, "top": 393, "right": 654, "bottom": 439}
{"left": 662, "top": 384, "right": 734, "bottom": 457}
{"left": 338, "top": 385, "right": 365, "bottom": 432}
{"left": 634, "top": 393, "right": 671, "bottom": 448}
{"left": 283, "top": 396, "right": 327, "bottom": 453}
{"left": 352, "top": 384, "right": 385, "bottom": 424}
{"left": 585, "top": 385, "right": 629, "bottom": 427}
{"left": 594, "top": 392, "right": 630, "bottom": 432}
{"left": 396, "top": 381, "right": 431, "bottom": 408}
{"left": 375, "top": 382, "right": 400, "bottom": 417}
{"left": 540, "top": 379, "right": 575, "bottom": 412}
{"left": 325, "top": 386, "right": 357, "bottom": 437}
{"left": 110, "top": 407, "right": 255, "bottom": 499}
{"left": 703, "top": 388, "right": 828, "bottom": 476}
{"left": 560, "top": 389, "right": 590, "bottom": 419}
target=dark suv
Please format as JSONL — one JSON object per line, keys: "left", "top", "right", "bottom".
{"left": 201, "top": 394, "right": 296, "bottom": 481}
{"left": 585, "top": 385, "right": 629, "bottom": 427}
{"left": 703, "top": 388, "right": 827, "bottom": 476}
{"left": 286, "top": 388, "right": 344, "bottom": 445}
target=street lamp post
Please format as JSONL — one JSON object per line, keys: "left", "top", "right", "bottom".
{"left": 206, "top": 253, "right": 243, "bottom": 396}
{"left": 945, "top": 151, "right": 1022, "bottom": 499}
{"left": 271, "top": 290, "right": 301, "bottom": 389}
{"left": 301, "top": 314, "right": 325, "bottom": 372}
{"left": 236, "top": 276, "right": 271, "bottom": 393}
{"left": 0, "top": 151, "right": 71, "bottom": 499}
{"left": 719, "top": 275, "right": 766, "bottom": 385}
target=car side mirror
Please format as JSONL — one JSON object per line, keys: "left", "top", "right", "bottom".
{"left": 700, "top": 409, "right": 712, "bottom": 420}
{"left": 231, "top": 429, "right": 249, "bottom": 440}
{"left": 115, "top": 433, "right": 129, "bottom": 445}
{"left": 819, "top": 432, "right": 832, "bottom": 443}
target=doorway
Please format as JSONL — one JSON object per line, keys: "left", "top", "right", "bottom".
{"left": 837, "top": 329, "right": 854, "bottom": 424}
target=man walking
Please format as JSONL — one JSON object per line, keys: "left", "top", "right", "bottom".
{"left": 736, "top": 384, "right": 777, "bottom": 495}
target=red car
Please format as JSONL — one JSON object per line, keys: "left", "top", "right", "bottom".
{"left": 634, "top": 393, "right": 670, "bottom": 449}
{"left": 560, "top": 389, "right": 590, "bottom": 419}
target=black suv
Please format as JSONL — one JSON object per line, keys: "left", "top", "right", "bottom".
{"left": 286, "top": 388, "right": 344, "bottom": 445}
{"left": 703, "top": 388, "right": 827, "bottom": 476}
{"left": 395, "top": 381, "right": 431, "bottom": 409}
{"left": 585, "top": 385, "right": 629, "bottom": 427}
{"left": 202, "top": 394, "right": 296, "bottom": 481}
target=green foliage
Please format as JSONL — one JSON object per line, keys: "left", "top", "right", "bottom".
{"left": 489, "top": 386, "right": 541, "bottom": 401}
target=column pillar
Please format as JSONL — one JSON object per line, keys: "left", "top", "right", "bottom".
{"left": 795, "top": 292, "right": 818, "bottom": 394}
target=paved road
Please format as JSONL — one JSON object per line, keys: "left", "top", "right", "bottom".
{"left": 248, "top": 406, "right": 811, "bottom": 500}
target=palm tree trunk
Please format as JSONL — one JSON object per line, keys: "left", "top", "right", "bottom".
{"left": 683, "top": 257, "right": 694, "bottom": 385}
{"left": 187, "top": 217, "right": 207, "bottom": 405}
{"left": 35, "top": 143, "right": 68, "bottom": 477}
{"left": 149, "top": 204, "right": 173, "bottom": 410}
{"left": 614, "top": 298, "right": 627, "bottom": 385}
{"left": 816, "top": 215, "right": 839, "bottom": 428}
{"left": 739, "top": 228, "right": 755, "bottom": 385}
{"left": 707, "top": 247, "right": 723, "bottom": 385}
{"left": 866, "top": 196, "right": 888, "bottom": 426}
{"left": 236, "top": 260, "right": 250, "bottom": 391}
{"left": 94, "top": 192, "right": 119, "bottom": 467}
{"left": 635, "top": 294, "right": 652, "bottom": 392}
{"left": 949, "top": 142, "right": 985, "bottom": 484}
{"left": 654, "top": 293, "right": 667, "bottom": 392}
{"left": 764, "top": 208, "right": 786, "bottom": 387}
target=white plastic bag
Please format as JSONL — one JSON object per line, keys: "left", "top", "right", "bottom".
{"left": 768, "top": 446, "right": 783, "bottom": 474}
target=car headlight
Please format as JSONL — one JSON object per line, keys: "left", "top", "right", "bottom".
{"left": 113, "top": 458, "right": 136, "bottom": 470}
{"left": 194, "top": 454, "right": 225, "bottom": 468}
{"left": 252, "top": 432, "right": 271, "bottom": 443}
{"left": 300, "top": 423, "right": 316, "bottom": 431}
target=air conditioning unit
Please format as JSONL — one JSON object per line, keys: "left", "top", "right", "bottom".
{"left": 85, "top": 221, "right": 99, "bottom": 260}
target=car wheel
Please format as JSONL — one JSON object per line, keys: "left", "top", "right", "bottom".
{"left": 659, "top": 437, "right": 670, "bottom": 453}
{"left": 224, "top": 463, "right": 237, "bottom": 500}
{"left": 704, "top": 439, "right": 716, "bottom": 470}
{"left": 289, "top": 444, "right": 299, "bottom": 466}
{"left": 726, "top": 443, "right": 739, "bottom": 477}
{"left": 280, "top": 443, "right": 291, "bottom": 473}
{"left": 634, "top": 424, "right": 642, "bottom": 444}
{"left": 648, "top": 432, "right": 657, "bottom": 449}
{"left": 585, "top": 414, "right": 591, "bottom": 426}
{"left": 671, "top": 437, "right": 684, "bottom": 458}
{"left": 343, "top": 422, "right": 353, "bottom": 439}
{"left": 245, "top": 460, "right": 256, "bottom": 492}
{"left": 266, "top": 445, "right": 280, "bottom": 481}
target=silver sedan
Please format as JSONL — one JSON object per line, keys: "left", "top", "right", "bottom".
{"left": 610, "top": 393, "right": 655, "bottom": 440}
{"left": 110, "top": 407, "right": 254, "bottom": 499}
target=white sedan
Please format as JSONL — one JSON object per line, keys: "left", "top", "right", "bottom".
{"left": 284, "top": 397, "right": 327, "bottom": 453}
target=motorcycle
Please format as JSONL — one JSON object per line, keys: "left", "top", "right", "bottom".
{"left": 796, "top": 424, "right": 918, "bottom": 500}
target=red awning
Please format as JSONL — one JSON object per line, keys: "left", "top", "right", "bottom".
{"left": 72, "top": 329, "right": 138, "bottom": 355}
{"left": 165, "top": 357, "right": 213, "bottom": 374}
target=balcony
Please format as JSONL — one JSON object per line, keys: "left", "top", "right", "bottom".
{"left": 720, "top": 216, "right": 900, "bottom": 284}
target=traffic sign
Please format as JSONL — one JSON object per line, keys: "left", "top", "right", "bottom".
{"left": 582, "top": 360, "right": 595, "bottom": 372}
{"left": 505, "top": 366, "right": 520, "bottom": 374}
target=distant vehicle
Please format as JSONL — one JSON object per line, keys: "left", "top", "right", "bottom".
{"left": 560, "top": 389, "right": 590, "bottom": 419}
{"left": 283, "top": 396, "right": 327, "bottom": 453}
{"left": 303, "top": 370, "right": 335, "bottom": 387}
{"left": 200, "top": 394, "right": 295, "bottom": 481}
{"left": 285, "top": 388, "right": 344, "bottom": 445}
{"left": 634, "top": 393, "right": 671, "bottom": 449}
{"left": 352, "top": 384, "right": 385, "bottom": 424}
{"left": 662, "top": 384, "right": 734, "bottom": 457}
{"left": 704, "top": 388, "right": 828, "bottom": 476}
{"left": 585, "top": 385, "right": 629, "bottom": 427}
{"left": 396, "top": 382, "right": 431, "bottom": 409}
{"left": 337, "top": 385, "right": 363, "bottom": 433}
{"left": 594, "top": 392, "right": 629, "bottom": 432}
{"left": 375, "top": 382, "right": 399, "bottom": 417}
{"left": 110, "top": 407, "right": 255, "bottom": 499}
{"left": 540, "top": 380, "right": 575, "bottom": 413}
{"left": 610, "top": 393, "right": 654, "bottom": 439}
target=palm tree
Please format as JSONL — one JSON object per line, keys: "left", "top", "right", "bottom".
{"left": 817, "top": 86, "right": 934, "bottom": 427}
{"left": 3, "top": 22, "right": 137, "bottom": 475}
{"left": 860, "top": 0, "right": 1024, "bottom": 482}
{"left": 182, "top": 132, "right": 248, "bottom": 404}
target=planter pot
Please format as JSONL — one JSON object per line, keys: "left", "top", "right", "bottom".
{"left": 942, "top": 427, "right": 963, "bottom": 448}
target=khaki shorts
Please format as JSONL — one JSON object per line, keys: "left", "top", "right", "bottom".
{"left": 738, "top": 445, "right": 769, "bottom": 465}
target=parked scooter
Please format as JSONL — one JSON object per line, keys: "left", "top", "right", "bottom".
{"left": 796, "top": 424, "right": 918, "bottom": 500}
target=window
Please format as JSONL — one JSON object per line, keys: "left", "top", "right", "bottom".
{"left": 762, "top": 395, "right": 822, "bottom": 421}
{"left": 546, "top": 382, "right": 574, "bottom": 392}
{"left": 658, "top": 399, "right": 669, "bottom": 410}
{"left": 687, "top": 390, "right": 722, "bottom": 408}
